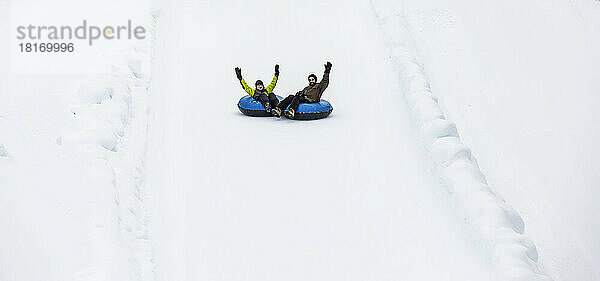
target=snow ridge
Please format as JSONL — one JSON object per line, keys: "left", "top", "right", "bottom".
{"left": 103, "top": 13, "right": 158, "bottom": 281}
{"left": 0, "top": 144, "right": 8, "bottom": 158}
{"left": 67, "top": 10, "right": 158, "bottom": 281}
{"left": 370, "top": 1, "right": 552, "bottom": 280}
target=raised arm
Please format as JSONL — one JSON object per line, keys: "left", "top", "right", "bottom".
{"left": 266, "top": 64, "right": 279, "bottom": 93}
{"left": 318, "top": 62, "right": 332, "bottom": 92}
{"left": 240, "top": 79, "right": 255, "bottom": 96}
{"left": 266, "top": 76, "right": 278, "bottom": 93}
{"left": 235, "top": 67, "right": 254, "bottom": 96}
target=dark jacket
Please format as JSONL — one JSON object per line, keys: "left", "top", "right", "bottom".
{"left": 296, "top": 72, "right": 330, "bottom": 102}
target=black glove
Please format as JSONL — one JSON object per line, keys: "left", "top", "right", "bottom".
{"left": 324, "top": 61, "right": 332, "bottom": 73}
{"left": 274, "top": 64, "right": 280, "bottom": 77}
{"left": 235, "top": 67, "right": 242, "bottom": 80}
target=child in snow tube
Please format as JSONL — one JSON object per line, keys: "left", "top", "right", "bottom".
{"left": 235, "top": 64, "right": 280, "bottom": 116}
{"left": 275, "top": 61, "right": 333, "bottom": 119}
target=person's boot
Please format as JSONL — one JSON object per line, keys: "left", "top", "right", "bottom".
{"left": 272, "top": 107, "right": 282, "bottom": 117}
{"left": 285, "top": 108, "right": 295, "bottom": 119}
{"left": 263, "top": 103, "right": 271, "bottom": 113}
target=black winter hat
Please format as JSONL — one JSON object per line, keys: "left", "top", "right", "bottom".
{"left": 308, "top": 74, "right": 318, "bottom": 82}
{"left": 255, "top": 80, "right": 264, "bottom": 87}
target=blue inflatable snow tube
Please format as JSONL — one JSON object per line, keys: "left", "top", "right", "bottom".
{"left": 238, "top": 95, "right": 282, "bottom": 117}
{"left": 238, "top": 95, "right": 333, "bottom": 120}
{"left": 286, "top": 100, "right": 333, "bottom": 120}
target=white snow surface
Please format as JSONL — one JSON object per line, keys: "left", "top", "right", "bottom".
{"left": 1, "top": 1, "right": 155, "bottom": 280}
{"left": 372, "top": 1, "right": 600, "bottom": 281}
{"left": 371, "top": 2, "right": 551, "bottom": 280}
{"left": 145, "top": 0, "right": 491, "bottom": 280}
{"left": 1, "top": 0, "right": 599, "bottom": 281}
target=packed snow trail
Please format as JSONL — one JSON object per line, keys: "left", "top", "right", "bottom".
{"left": 146, "top": 0, "right": 492, "bottom": 280}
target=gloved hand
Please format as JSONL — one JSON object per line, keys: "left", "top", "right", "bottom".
{"left": 235, "top": 67, "right": 242, "bottom": 80}
{"left": 324, "top": 61, "right": 332, "bottom": 73}
{"left": 274, "top": 64, "right": 280, "bottom": 77}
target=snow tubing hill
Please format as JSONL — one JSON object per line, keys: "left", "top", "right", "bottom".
{"left": 285, "top": 100, "right": 333, "bottom": 120}
{"left": 238, "top": 95, "right": 282, "bottom": 117}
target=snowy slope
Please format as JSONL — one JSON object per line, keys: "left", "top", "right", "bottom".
{"left": 2, "top": 0, "right": 599, "bottom": 280}
{"left": 1, "top": 1, "right": 155, "bottom": 280}
{"left": 379, "top": 0, "right": 600, "bottom": 280}
{"left": 145, "top": 0, "right": 493, "bottom": 280}
{"left": 371, "top": 2, "right": 553, "bottom": 280}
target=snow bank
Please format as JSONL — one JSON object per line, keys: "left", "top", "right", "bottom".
{"left": 370, "top": 1, "right": 551, "bottom": 280}
{"left": 380, "top": 1, "right": 600, "bottom": 280}
{"left": 0, "top": 144, "right": 8, "bottom": 158}
{"left": 0, "top": 3, "right": 157, "bottom": 281}
{"left": 67, "top": 12, "right": 158, "bottom": 280}
{"left": 76, "top": 44, "right": 156, "bottom": 281}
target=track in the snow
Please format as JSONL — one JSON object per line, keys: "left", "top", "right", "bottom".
{"left": 145, "top": 1, "right": 493, "bottom": 280}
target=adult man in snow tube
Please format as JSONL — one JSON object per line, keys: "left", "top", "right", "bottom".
{"left": 235, "top": 64, "right": 280, "bottom": 115}
{"left": 274, "top": 61, "right": 332, "bottom": 119}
